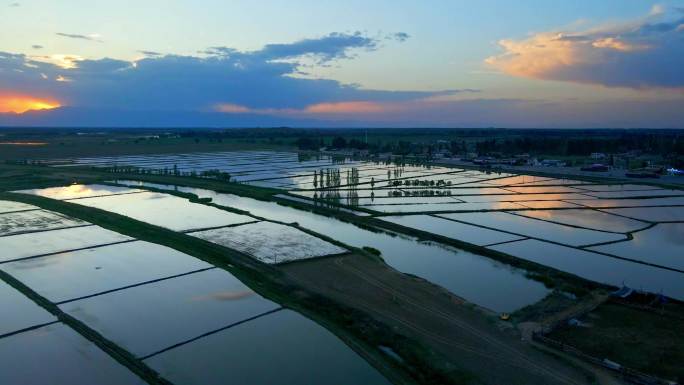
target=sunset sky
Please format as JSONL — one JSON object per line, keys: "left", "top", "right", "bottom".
{"left": 1, "top": 0, "right": 683, "bottom": 127}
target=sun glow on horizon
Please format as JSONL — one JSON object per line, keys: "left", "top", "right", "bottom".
{"left": 0, "top": 93, "right": 61, "bottom": 114}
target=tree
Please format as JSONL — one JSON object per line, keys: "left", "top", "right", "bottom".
{"left": 331, "top": 136, "right": 347, "bottom": 149}
{"left": 296, "top": 137, "right": 318, "bottom": 150}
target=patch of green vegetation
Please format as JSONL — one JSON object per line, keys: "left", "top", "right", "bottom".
{"left": 363, "top": 246, "right": 382, "bottom": 256}
{"left": 525, "top": 272, "right": 556, "bottom": 289}
{"left": 0, "top": 130, "right": 296, "bottom": 161}
{"left": 549, "top": 302, "right": 684, "bottom": 382}
{"left": 512, "top": 291, "right": 579, "bottom": 323}
{"left": 0, "top": 164, "right": 87, "bottom": 192}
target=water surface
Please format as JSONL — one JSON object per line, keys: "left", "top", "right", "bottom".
{"left": 73, "top": 191, "right": 254, "bottom": 231}
{"left": 438, "top": 212, "right": 626, "bottom": 246}
{"left": 190, "top": 221, "right": 346, "bottom": 264}
{"left": 379, "top": 215, "right": 523, "bottom": 246}
{"left": 145, "top": 309, "right": 391, "bottom": 385}
{"left": 0, "top": 200, "right": 38, "bottom": 214}
{"left": 0, "top": 210, "right": 86, "bottom": 236}
{"left": 17, "top": 184, "right": 143, "bottom": 200}
{"left": 514, "top": 209, "right": 647, "bottom": 233}
{"left": 0, "top": 323, "right": 145, "bottom": 385}
{"left": 601, "top": 206, "right": 684, "bottom": 222}
{"left": 61, "top": 268, "right": 279, "bottom": 357}
{"left": 113, "top": 183, "right": 550, "bottom": 312}
{"left": 0, "top": 225, "right": 132, "bottom": 263}
{"left": 589, "top": 224, "right": 684, "bottom": 270}
{"left": 0, "top": 279, "right": 55, "bottom": 336}
{"left": 3, "top": 241, "right": 211, "bottom": 303}
{"left": 489, "top": 239, "right": 684, "bottom": 300}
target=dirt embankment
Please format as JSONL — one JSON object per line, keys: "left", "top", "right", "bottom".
{"left": 282, "top": 254, "right": 598, "bottom": 385}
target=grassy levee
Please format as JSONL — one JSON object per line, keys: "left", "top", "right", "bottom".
{"left": 548, "top": 301, "right": 684, "bottom": 383}
{"left": 0, "top": 191, "right": 462, "bottom": 385}
{"left": 0, "top": 163, "right": 103, "bottom": 191}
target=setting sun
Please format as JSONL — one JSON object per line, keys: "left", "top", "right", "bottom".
{"left": 0, "top": 93, "right": 61, "bottom": 114}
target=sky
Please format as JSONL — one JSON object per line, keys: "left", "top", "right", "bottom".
{"left": 1, "top": 0, "right": 683, "bottom": 128}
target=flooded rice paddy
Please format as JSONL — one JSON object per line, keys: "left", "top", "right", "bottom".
{"left": 110, "top": 181, "right": 551, "bottom": 312}
{"left": 189, "top": 221, "right": 347, "bottom": 264}
{"left": 61, "top": 268, "right": 280, "bottom": 357}
{"left": 144, "top": 308, "right": 392, "bottom": 385}
{"left": 81, "top": 150, "right": 683, "bottom": 302}
{"left": 0, "top": 279, "right": 55, "bottom": 337}
{"left": 17, "top": 184, "right": 145, "bottom": 200}
{"left": 0, "top": 225, "right": 132, "bottom": 263}
{"left": 65, "top": 191, "right": 255, "bottom": 232}
{"left": 379, "top": 215, "right": 524, "bottom": 246}
{"left": 589, "top": 223, "right": 684, "bottom": 270}
{"left": 435, "top": 212, "right": 627, "bottom": 247}
{"left": 0, "top": 210, "right": 87, "bottom": 236}
{"left": 601, "top": 206, "right": 684, "bottom": 222}
{"left": 0, "top": 200, "right": 38, "bottom": 214}
{"left": 2, "top": 151, "right": 682, "bottom": 384}
{"left": 488, "top": 239, "right": 684, "bottom": 298}
{"left": 2, "top": 241, "right": 213, "bottom": 303}
{"left": 0, "top": 193, "right": 392, "bottom": 384}
{"left": 0, "top": 323, "right": 146, "bottom": 385}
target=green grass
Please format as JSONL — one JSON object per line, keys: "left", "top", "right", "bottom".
{"left": 549, "top": 302, "right": 684, "bottom": 382}
{"left": 362, "top": 246, "right": 382, "bottom": 256}
{"left": 512, "top": 291, "right": 579, "bottom": 323}
{"left": 0, "top": 135, "right": 295, "bottom": 160}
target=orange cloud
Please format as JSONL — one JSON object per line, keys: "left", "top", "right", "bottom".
{"left": 214, "top": 100, "right": 394, "bottom": 116}
{"left": 0, "top": 93, "right": 61, "bottom": 114}
{"left": 591, "top": 37, "right": 648, "bottom": 52}
{"left": 485, "top": 33, "right": 582, "bottom": 79}
{"left": 485, "top": 8, "right": 683, "bottom": 88}
{"left": 304, "top": 101, "right": 389, "bottom": 114}
{"left": 215, "top": 103, "right": 250, "bottom": 113}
